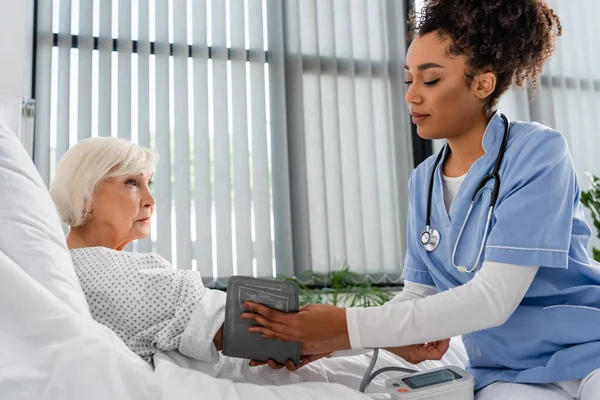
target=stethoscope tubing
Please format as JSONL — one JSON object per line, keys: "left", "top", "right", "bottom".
{"left": 421, "top": 113, "right": 511, "bottom": 273}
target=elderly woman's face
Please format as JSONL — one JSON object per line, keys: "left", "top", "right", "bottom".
{"left": 89, "top": 170, "right": 155, "bottom": 248}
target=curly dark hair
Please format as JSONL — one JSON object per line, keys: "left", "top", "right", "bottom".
{"left": 409, "top": 0, "right": 562, "bottom": 111}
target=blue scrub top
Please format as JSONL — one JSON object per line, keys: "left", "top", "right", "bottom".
{"left": 402, "top": 112, "right": 600, "bottom": 390}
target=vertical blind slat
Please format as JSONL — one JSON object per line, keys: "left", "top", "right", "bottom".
{"left": 248, "top": 0, "right": 273, "bottom": 277}
{"left": 283, "top": 0, "right": 312, "bottom": 277}
{"left": 137, "top": 0, "right": 152, "bottom": 253}
{"left": 370, "top": 0, "right": 400, "bottom": 274}
{"left": 98, "top": 0, "right": 112, "bottom": 137}
{"left": 34, "top": 0, "right": 54, "bottom": 185}
{"left": 299, "top": 0, "right": 329, "bottom": 273}
{"left": 352, "top": 0, "right": 382, "bottom": 274}
{"left": 154, "top": 0, "right": 173, "bottom": 261}
{"left": 577, "top": 2, "right": 596, "bottom": 176}
{"left": 78, "top": 0, "right": 93, "bottom": 141}
{"left": 173, "top": 0, "right": 192, "bottom": 269}
{"left": 584, "top": 0, "right": 600, "bottom": 178}
{"left": 384, "top": 0, "right": 412, "bottom": 269}
{"left": 212, "top": 0, "right": 234, "bottom": 278}
{"left": 230, "top": 0, "right": 253, "bottom": 276}
{"left": 318, "top": 0, "right": 347, "bottom": 266}
{"left": 267, "top": 0, "right": 295, "bottom": 278}
{"left": 137, "top": 1, "right": 151, "bottom": 148}
{"left": 191, "top": 0, "right": 213, "bottom": 279}
{"left": 56, "top": 0, "right": 72, "bottom": 163}
{"left": 334, "top": 0, "right": 366, "bottom": 271}
{"left": 118, "top": 0, "right": 132, "bottom": 140}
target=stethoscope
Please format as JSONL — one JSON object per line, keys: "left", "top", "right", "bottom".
{"left": 420, "top": 113, "right": 511, "bottom": 273}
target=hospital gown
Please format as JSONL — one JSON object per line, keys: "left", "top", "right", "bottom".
{"left": 71, "top": 247, "right": 226, "bottom": 365}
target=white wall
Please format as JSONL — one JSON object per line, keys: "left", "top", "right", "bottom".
{"left": 0, "top": 0, "right": 35, "bottom": 98}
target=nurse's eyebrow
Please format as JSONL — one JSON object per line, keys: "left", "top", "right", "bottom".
{"left": 404, "top": 63, "right": 445, "bottom": 71}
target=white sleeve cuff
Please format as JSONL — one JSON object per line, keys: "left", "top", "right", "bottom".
{"left": 331, "top": 349, "right": 372, "bottom": 358}
{"left": 179, "top": 289, "right": 226, "bottom": 364}
{"left": 388, "top": 281, "right": 438, "bottom": 305}
{"left": 346, "top": 307, "right": 365, "bottom": 349}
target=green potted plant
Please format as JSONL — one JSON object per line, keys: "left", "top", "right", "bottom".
{"left": 282, "top": 264, "right": 394, "bottom": 307}
{"left": 580, "top": 173, "right": 600, "bottom": 262}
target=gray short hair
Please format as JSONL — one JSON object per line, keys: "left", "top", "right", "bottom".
{"left": 49, "top": 137, "right": 158, "bottom": 227}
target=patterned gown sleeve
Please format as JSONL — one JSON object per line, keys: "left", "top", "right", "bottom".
{"left": 72, "top": 247, "right": 226, "bottom": 364}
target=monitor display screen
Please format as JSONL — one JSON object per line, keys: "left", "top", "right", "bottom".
{"left": 402, "top": 369, "right": 462, "bottom": 389}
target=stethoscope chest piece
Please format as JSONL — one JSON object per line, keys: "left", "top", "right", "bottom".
{"left": 420, "top": 228, "right": 440, "bottom": 252}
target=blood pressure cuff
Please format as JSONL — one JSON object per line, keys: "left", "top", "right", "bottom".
{"left": 222, "top": 276, "right": 301, "bottom": 365}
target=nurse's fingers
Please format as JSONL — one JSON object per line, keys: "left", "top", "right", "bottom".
{"left": 247, "top": 326, "right": 297, "bottom": 341}
{"left": 432, "top": 339, "right": 450, "bottom": 352}
{"left": 248, "top": 360, "right": 268, "bottom": 367}
{"left": 268, "top": 359, "right": 286, "bottom": 369}
{"left": 424, "top": 339, "right": 449, "bottom": 350}
{"left": 286, "top": 360, "right": 299, "bottom": 371}
{"left": 243, "top": 302, "right": 291, "bottom": 323}
{"left": 241, "top": 312, "right": 290, "bottom": 334}
{"left": 284, "top": 354, "right": 330, "bottom": 371}
{"left": 248, "top": 359, "right": 287, "bottom": 369}
{"left": 420, "top": 340, "right": 450, "bottom": 360}
{"left": 285, "top": 356, "right": 311, "bottom": 371}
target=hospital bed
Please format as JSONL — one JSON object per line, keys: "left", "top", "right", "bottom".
{"left": 0, "top": 122, "right": 468, "bottom": 399}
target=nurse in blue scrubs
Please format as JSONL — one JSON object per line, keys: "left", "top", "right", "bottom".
{"left": 241, "top": 0, "right": 600, "bottom": 398}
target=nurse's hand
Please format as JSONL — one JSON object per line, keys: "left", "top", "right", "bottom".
{"left": 384, "top": 339, "right": 450, "bottom": 364}
{"left": 248, "top": 353, "right": 332, "bottom": 371}
{"left": 241, "top": 303, "right": 350, "bottom": 350}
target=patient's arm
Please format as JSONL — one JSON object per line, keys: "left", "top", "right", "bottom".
{"left": 213, "top": 324, "right": 224, "bottom": 351}
{"left": 71, "top": 247, "right": 226, "bottom": 364}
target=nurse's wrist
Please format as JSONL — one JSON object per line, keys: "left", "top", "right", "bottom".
{"left": 329, "top": 306, "right": 351, "bottom": 351}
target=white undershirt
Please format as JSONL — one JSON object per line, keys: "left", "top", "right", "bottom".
{"left": 442, "top": 173, "right": 467, "bottom": 213}
{"left": 344, "top": 175, "right": 540, "bottom": 349}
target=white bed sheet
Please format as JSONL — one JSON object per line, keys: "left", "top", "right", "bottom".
{"left": 155, "top": 353, "right": 374, "bottom": 400}
{"left": 157, "top": 337, "right": 468, "bottom": 399}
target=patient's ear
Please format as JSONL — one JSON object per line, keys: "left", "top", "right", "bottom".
{"left": 83, "top": 198, "right": 93, "bottom": 215}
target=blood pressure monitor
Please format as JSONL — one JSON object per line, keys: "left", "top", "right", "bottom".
{"left": 385, "top": 366, "right": 474, "bottom": 399}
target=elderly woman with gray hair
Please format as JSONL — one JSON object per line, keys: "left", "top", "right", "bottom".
{"left": 49, "top": 137, "right": 225, "bottom": 365}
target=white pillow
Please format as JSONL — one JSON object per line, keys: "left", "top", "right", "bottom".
{"left": 0, "top": 121, "right": 90, "bottom": 315}
{"left": 0, "top": 249, "right": 160, "bottom": 399}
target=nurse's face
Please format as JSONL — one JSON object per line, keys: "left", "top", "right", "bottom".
{"left": 404, "top": 32, "right": 488, "bottom": 140}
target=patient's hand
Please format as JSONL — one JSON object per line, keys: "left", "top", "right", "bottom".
{"left": 384, "top": 339, "right": 450, "bottom": 364}
{"left": 213, "top": 324, "right": 224, "bottom": 352}
{"left": 248, "top": 339, "right": 340, "bottom": 371}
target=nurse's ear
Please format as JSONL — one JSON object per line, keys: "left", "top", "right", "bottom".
{"left": 471, "top": 71, "right": 497, "bottom": 102}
